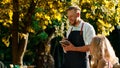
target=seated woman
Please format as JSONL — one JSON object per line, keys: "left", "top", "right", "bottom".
{"left": 90, "top": 35, "right": 120, "bottom": 68}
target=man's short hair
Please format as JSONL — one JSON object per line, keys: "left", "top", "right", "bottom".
{"left": 66, "top": 6, "right": 81, "bottom": 12}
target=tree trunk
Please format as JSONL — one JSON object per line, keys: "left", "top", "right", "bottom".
{"left": 12, "top": 0, "right": 19, "bottom": 65}
{"left": 35, "top": 42, "right": 54, "bottom": 68}
{"left": 35, "top": 28, "right": 55, "bottom": 68}
{"left": 35, "top": 41, "right": 45, "bottom": 68}
{"left": 12, "top": 32, "right": 29, "bottom": 66}
{"left": 12, "top": 11, "right": 29, "bottom": 67}
{"left": 12, "top": 0, "right": 29, "bottom": 66}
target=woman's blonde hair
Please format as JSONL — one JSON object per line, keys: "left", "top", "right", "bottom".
{"left": 90, "top": 35, "right": 119, "bottom": 67}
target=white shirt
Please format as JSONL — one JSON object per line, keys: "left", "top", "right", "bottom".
{"left": 66, "top": 20, "right": 96, "bottom": 45}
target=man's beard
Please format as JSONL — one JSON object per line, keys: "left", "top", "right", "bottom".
{"left": 72, "top": 19, "right": 77, "bottom": 26}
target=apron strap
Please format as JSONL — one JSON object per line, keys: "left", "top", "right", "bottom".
{"left": 70, "top": 23, "right": 84, "bottom": 35}
{"left": 70, "top": 27, "right": 73, "bottom": 33}
{"left": 80, "top": 23, "right": 84, "bottom": 35}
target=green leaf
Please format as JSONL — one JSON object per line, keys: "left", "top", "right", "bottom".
{"left": 32, "top": 20, "right": 41, "bottom": 32}
{"left": 35, "top": 7, "right": 43, "bottom": 13}
{"left": 66, "top": 0, "right": 71, "bottom": 2}
{"left": 37, "top": 31, "right": 48, "bottom": 40}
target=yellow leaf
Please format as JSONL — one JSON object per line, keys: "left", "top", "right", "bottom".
{"left": 50, "top": 4, "right": 53, "bottom": 8}
{"left": 59, "top": 8, "right": 63, "bottom": 12}
{"left": 27, "top": 27, "right": 35, "bottom": 33}
{"left": 8, "top": 10, "right": 13, "bottom": 20}
{"left": 98, "top": 19, "right": 105, "bottom": 26}
{"left": 42, "top": 25, "right": 47, "bottom": 30}
{"left": 49, "top": 20, "right": 52, "bottom": 24}
{"left": 86, "top": 13, "right": 91, "bottom": 18}
{"left": 109, "top": 26, "right": 114, "bottom": 32}
{"left": 45, "top": 15, "right": 50, "bottom": 20}
{"left": 2, "top": 0, "right": 11, "bottom": 4}
{"left": 7, "top": 20, "right": 12, "bottom": 24}
{"left": 54, "top": 13, "right": 61, "bottom": 21}
{"left": 82, "top": 9, "right": 87, "bottom": 12}
{"left": 2, "top": 36, "right": 10, "bottom": 47}
{"left": 3, "top": 20, "right": 12, "bottom": 27}
{"left": 52, "top": 9, "right": 57, "bottom": 13}
{"left": 91, "top": 6, "right": 97, "bottom": 11}
{"left": 0, "top": 20, "right": 3, "bottom": 22}
{"left": 99, "top": 15, "right": 103, "bottom": 19}
{"left": 115, "top": 17, "right": 119, "bottom": 23}
{"left": 20, "top": 13, "right": 24, "bottom": 18}
{"left": 71, "top": 0, "right": 78, "bottom": 3}
{"left": 35, "top": 12, "right": 43, "bottom": 18}
{"left": 45, "top": 21, "right": 48, "bottom": 25}
{"left": 29, "top": 28, "right": 35, "bottom": 33}
{"left": 105, "top": 23, "right": 111, "bottom": 28}
{"left": 102, "top": 31, "right": 109, "bottom": 36}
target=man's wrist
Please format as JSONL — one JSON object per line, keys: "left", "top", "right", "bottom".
{"left": 72, "top": 46, "right": 78, "bottom": 51}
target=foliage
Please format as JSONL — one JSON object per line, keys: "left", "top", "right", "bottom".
{"left": 0, "top": 0, "right": 120, "bottom": 44}
{"left": 72, "top": 0, "right": 120, "bottom": 35}
{"left": 0, "top": 0, "right": 120, "bottom": 66}
{"left": 0, "top": 0, "right": 71, "bottom": 66}
{"left": 0, "top": 0, "right": 71, "bottom": 46}
{"left": 33, "top": 0, "right": 71, "bottom": 38}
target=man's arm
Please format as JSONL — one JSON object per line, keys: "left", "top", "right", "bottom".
{"left": 72, "top": 45, "right": 90, "bottom": 52}
{"left": 63, "top": 43, "right": 90, "bottom": 52}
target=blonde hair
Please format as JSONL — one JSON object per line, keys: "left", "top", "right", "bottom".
{"left": 90, "top": 35, "right": 119, "bottom": 68}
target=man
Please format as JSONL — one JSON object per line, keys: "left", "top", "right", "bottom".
{"left": 60, "top": 6, "right": 96, "bottom": 68}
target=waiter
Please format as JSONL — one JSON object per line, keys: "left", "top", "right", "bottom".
{"left": 60, "top": 5, "right": 96, "bottom": 68}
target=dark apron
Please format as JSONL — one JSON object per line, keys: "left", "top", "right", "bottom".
{"left": 61, "top": 23, "right": 90, "bottom": 68}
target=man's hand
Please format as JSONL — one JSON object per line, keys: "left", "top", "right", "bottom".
{"left": 60, "top": 39, "right": 75, "bottom": 53}
{"left": 62, "top": 42, "right": 75, "bottom": 52}
{"left": 60, "top": 40, "right": 71, "bottom": 46}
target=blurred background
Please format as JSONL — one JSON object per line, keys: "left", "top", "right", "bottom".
{"left": 0, "top": 0, "right": 120, "bottom": 68}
